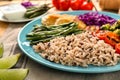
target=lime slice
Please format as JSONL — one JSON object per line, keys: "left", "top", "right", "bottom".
{"left": 0, "top": 54, "right": 21, "bottom": 69}
{"left": 0, "top": 43, "right": 4, "bottom": 58}
{"left": 0, "top": 69, "right": 28, "bottom": 80}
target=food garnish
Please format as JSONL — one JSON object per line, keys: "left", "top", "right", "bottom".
{"left": 0, "top": 44, "right": 28, "bottom": 80}
{"left": 0, "top": 54, "right": 21, "bottom": 69}
{"left": 0, "top": 69, "right": 28, "bottom": 80}
{"left": 21, "top": 1, "right": 35, "bottom": 8}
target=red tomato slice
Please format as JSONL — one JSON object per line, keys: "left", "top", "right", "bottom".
{"left": 70, "top": 0, "right": 84, "bottom": 10}
{"left": 115, "top": 43, "right": 120, "bottom": 54}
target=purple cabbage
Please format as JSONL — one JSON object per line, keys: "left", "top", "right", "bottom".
{"left": 21, "top": 2, "right": 34, "bottom": 8}
{"left": 78, "top": 12, "right": 117, "bottom": 26}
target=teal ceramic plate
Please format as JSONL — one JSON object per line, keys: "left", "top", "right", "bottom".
{"left": 18, "top": 11, "right": 120, "bottom": 73}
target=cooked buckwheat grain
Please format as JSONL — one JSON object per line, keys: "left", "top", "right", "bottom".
{"left": 33, "top": 31, "right": 120, "bottom": 67}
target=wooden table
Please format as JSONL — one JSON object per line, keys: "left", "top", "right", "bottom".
{"left": 1, "top": 1, "right": 120, "bottom": 80}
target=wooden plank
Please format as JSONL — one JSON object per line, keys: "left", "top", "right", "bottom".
{"left": 0, "top": 1, "right": 10, "bottom": 37}
{"left": 0, "top": 22, "right": 9, "bottom": 37}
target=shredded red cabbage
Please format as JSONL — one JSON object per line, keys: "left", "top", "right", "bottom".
{"left": 21, "top": 2, "right": 34, "bottom": 8}
{"left": 78, "top": 12, "right": 116, "bottom": 26}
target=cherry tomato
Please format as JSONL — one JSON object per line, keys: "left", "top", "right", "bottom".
{"left": 80, "top": 1, "right": 94, "bottom": 10}
{"left": 52, "top": 0, "right": 60, "bottom": 10}
{"left": 70, "top": 0, "right": 84, "bottom": 10}
{"left": 115, "top": 43, "right": 120, "bottom": 54}
{"left": 52, "top": 0, "right": 70, "bottom": 11}
{"left": 59, "top": 0, "right": 70, "bottom": 11}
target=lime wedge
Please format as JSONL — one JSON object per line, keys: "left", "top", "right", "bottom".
{"left": 0, "top": 43, "right": 4, "bottom": 58}
{"left": 0, "top": 69, "right": 28, "bottom": 80}
{"left": 0, "top": 54, "right": 21, "bottom": 69}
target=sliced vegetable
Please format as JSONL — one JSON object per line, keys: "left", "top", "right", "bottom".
{"left": 115, "top": 43, "right": 120, "bottom": 54}
{"left": 95, "top": 31, "right": 120, "bottom": 47}
{"left": 101, "top": 24, "right": 111, "bottom": 30}
{"left": 78, "top": 12, "right": 116, "bottom": 26}
{"left": 104, "top": 36, "right": 117, "bottom": 47}
{"left": 96, "top": 32, "right": 106, "bottom": 40}
{"left": 0, "top": 54, "right": 21, "bottom": 69}
{"left": 21, "top": 1, "right": 34, "bottom": 8}
{"left": 113, "top": 29, "right": 120, "bottom": 36}
{"left": 0, "top": 69, "right": 28, "bottom": 80}
{"left": 110, "top": 20, "right": 120, "bottom": 31}
{"left": 104, "top": 32, "right": 120, "bottom": 47}
{"left": 101, "top": 20, "right": 120, "bottom": 36}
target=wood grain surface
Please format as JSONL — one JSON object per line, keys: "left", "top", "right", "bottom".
{"left": 0, "top": 22, "right": 8, "bottom": 37}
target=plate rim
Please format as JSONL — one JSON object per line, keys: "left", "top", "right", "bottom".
{"left": 18, "top": 10, "right": 120, "bottom": 73}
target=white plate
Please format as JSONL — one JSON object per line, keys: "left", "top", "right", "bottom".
{"left": 0, "top": 3, "right": 47, "bottom": 23}
{"left": 0, "top": 10, "right": 34, "bottom": 23}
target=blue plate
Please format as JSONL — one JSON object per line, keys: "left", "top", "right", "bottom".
{"left": 18, "top": 11, "right": 120, "bottom": 73}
